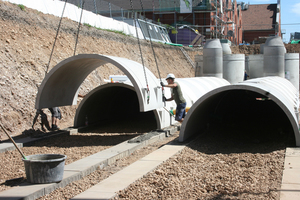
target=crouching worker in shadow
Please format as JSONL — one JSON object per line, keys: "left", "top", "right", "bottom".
{"left": 32, "top": 109, "right": 51, "bottom": 132}
{"left": 48, "top": 107, "right": 62, "bottom": 131}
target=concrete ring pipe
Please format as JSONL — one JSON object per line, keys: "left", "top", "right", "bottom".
{"left": 35, "top": 54, "right": 164, "bottom": 112}
{"left": 179, "top": 76, "right": 300, "bottom": 146}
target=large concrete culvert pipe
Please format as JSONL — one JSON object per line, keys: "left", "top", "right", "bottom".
{"left": 74, "top": 83, "right": 157, "bottom": 132}
{"left": 35, "top": 54, "right": 163, "bottom": 112}
{"left": 75, "top": 77, "right": 231, "bottom": 132}
{"left": 179, "top": 76, "right": 300, "bottom": 146}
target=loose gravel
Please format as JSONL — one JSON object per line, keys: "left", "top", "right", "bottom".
{"left": 0, "top": 130, "right": 142, "bottom": 192}
{"left": 116, "top": 126, "right": 293, "bottom": 200}
{"left": 0, "top": 124, "right": 294, "bottom": 199}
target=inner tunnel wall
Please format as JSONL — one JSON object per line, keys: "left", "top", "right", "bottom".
{"left": 74, "top": 83, "right": 158, "bottom": 131}
{"left": 180, "top": 77, "right": 300, "bottom": 146}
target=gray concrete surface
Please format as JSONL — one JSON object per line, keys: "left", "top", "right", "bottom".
{"left": 71, "top": 144, "right": 186, "bottom": 200}
{"left": 280, "top": 147, "right": 300, "bottom": 199}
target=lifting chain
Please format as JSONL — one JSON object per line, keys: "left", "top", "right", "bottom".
{"left": 74, "top": 0, "right": 85, "bottom": 56}
{"left": 46, "top": 0, "right": 68, "bottom": 76}
{"left": 140, "top": 0, "right": 166, "bottom": 106}
{"left": 129, "top": 0, "right": 150, "bottom": 104}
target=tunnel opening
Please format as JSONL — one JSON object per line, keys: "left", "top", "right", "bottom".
{"left": 75, "top": 85, "right": 157, "bottom": 133}
{"left": 184, "top": 89, "right": 296, "bottom": 148}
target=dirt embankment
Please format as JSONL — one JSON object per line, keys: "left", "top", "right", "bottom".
{"left": 231, "top": 43, "right": 300, "bottom": 55}
{"left": 0, "top": 1, "right": 199, "bottom": 140}
{"left": 1, "top": 1, "right": 300, "bottom": 140}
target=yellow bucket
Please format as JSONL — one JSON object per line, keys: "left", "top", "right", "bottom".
{"left": 171, "top": 107, "right": 190, "bottom": 115}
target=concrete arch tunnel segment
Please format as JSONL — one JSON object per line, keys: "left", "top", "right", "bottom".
{"left": 74, "top": 77, "right": 231, "bottom": 130}
{"left": 179, "top": 76, "right": 300, "bottom": 146}
{"left": 74, "top": 82, "right": 161, "bottom": 130}
{"left": 35, "top": 54, "right": 163, "bottom": 112}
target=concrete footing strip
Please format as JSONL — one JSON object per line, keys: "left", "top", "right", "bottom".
{"left": 280, "top": 147, "right": 300, "bottom": 200}
{"left": 0, "top": 125, "right": 179, "bottom": 200}
{"left": 71, "top": 144, "right": 186, "bottom": 200}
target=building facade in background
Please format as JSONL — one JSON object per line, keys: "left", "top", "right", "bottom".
{"left": 64, "top": 0, "right": 281, "bottom": 46}
{"left": 242, "top": 1, "right": 281, "bottom": 44}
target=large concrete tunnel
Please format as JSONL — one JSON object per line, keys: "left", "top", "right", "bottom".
{"left": 35, "top": 54, "right": 163, "bottom": 111}
{"left": 74, "top": 77, "right": 230, "bottom": 130}
{"left": 74, "top": 83, "right": 157, "bottom": 132}
{"left": 36, "top": 53, "right": 300, "bottom": 146}
{"left": 35, "top": 54, "right": 164, "bottom": 132}
{"left": 179, "top": 76, "right": 300, "bottom": 146}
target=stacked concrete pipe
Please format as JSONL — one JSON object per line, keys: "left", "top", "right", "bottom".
{"left": 203, "top": 39, "right": 223, "bottom": 78}
{"left": 263, "top": 36, "right": 286, "bottom": 77}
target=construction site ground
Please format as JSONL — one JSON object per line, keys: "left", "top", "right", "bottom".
{"left": 0, "top": 124, "right": 298, "bottom": 199}
{"left": 1, "top": 1, "right": 300, "bottom": 199}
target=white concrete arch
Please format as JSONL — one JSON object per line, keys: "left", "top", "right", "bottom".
{"left": 73, "top": 82, "right": 160, "bottom": 129}
{"left": 74, "top": 77, "right": 231, "bottom": 130}
{"left": 179, "top": 76, "right": 300, "bottom": 146}
{"left": 35, "top": 54, "right": 163, "bottom": 112}
{"left": 160, "top": 77, "right": 231, "bottom": 128}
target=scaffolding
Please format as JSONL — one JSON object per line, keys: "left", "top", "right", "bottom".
{"left": 62, "top": 0, "right": 240, "bottom": 45}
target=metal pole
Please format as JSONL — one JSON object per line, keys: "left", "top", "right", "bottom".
{"left": 215, "top": 0, "right": 217, "bottom": 39}
{"left": 93, "top": 0, "right": 97, "bottom": 14}
{"left": 193, "top": 10, "right": 195, "bottom": 25}
{"left": 0, "top": 123, "right": 27, "bottom": 160}
{"left": 109, "top": 2, "right": 112, "bottom": 18}
{"left": 121, "top": 7, "right": 124, "bottom": 21}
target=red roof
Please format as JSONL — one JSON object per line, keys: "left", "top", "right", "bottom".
{"left": 242, "top": 4, "right": 277, "bottom": 31}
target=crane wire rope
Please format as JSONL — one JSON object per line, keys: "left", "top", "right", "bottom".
{"left": 139, "top": 0, "right": 166, "bottom": 106}
{"left": 129, "top": 0, "right": 150, "bottom": 104}
{"left": 74, "top": 0, "right": 85, "bottom": 56}
{"left": 45, "top": 0, "right": 68, "bottom": 75}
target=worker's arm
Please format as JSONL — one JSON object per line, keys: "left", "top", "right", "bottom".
{"left": 164, "top": 82, "right": 177, "bottom": 88}
{"left": 166, "top": 96, "right": 174, "bottom": 101}
{"left": 165, "top": 94, "right": 174, "bottom": 101}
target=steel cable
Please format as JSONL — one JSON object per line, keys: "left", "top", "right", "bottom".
{"left": 46, "top": 0, "right": 68, "bottom": 75}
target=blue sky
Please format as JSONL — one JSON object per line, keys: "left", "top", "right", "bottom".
{"left": 247, "top": 0, "right": 300, "bottom": 43}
